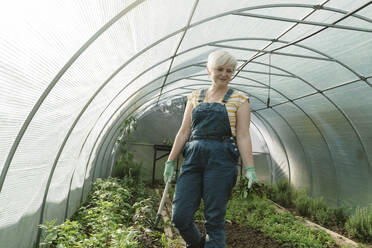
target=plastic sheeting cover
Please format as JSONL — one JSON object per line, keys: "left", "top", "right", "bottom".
{"left": 1, "top": 0, "right": 372, "bottom": 247}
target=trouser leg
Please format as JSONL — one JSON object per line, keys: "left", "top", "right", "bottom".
{"left": 203, "top": 159, "right": 237, "bottom": 248}
{"left": 172, "top": 164, "right": 203, "bottom": 247}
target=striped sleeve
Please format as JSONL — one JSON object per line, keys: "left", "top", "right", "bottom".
{"left": 226, "top": 90, "right": 249, "bottom": 110}
{"left": 226, "top": 90, "right": 249, "bottom": 136}
{"left": 187, "top": 89, "right": 202, "bottom": 107}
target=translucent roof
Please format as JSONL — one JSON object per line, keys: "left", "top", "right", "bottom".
{"left": 1, "top": 0, "right": 372, "bottom": 247}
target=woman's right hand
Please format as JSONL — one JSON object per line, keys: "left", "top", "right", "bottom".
{"left": 163, "top": 160, "right": 175, "bottom": 183}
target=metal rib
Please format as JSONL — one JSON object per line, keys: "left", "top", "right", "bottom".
{"left": 232, "top": 12, "right": 372, "bottom": 33}
{"left": 157, "top": 0, "right": 200, "bottom": 105}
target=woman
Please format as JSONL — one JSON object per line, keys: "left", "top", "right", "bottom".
{"left": 163, "top": 50, "right": 258, "bottom": 248}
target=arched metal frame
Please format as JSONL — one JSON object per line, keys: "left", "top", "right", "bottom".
{"left": 78, "top": 32, "right": 372, "bottom": 191}
{"left": 86, "top": 54, "right": 335, "bottom": 178}
{"left": 77, "top": 31, "right": 372, "bottom": 171}
{"left": 2, "top": 2, "right": 372, "bottom": 193}
{"left": 91, "top": 54, "right": 368, "bottom": 205}
{"left": 2, "top": 4, "right": 372, "bottom": 243}
{"left": 67, "top": 34, "right": 372, "bottom": 215}
{"left": 42, "top": 32, "right": 371, "bottom": 236}
{"left": 81, "top": 20, "right": 372, "bottom": 204}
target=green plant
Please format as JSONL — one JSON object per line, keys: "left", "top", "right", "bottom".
{"left": 194, "top": 199, "right": 205, "bottom": 221}
{"left": 112, "top": 151, "right": 142, "bottom": 180}
{"left": 294, "top": 191, "right": 349, "bottom": 229}
{"left": 268, "top": 178, "right": 295, "bottom": 208}
{"left": 160, "top": 233, "right": 170, "bottom": 248}
{"left": 332, "top": 207, "right": 349, "bottom": 226}
{"left": 112, "top": 117, "right": 143, "bottom": 181}
{"left": 226, "top": 191, "right": 337, "bottom": 248}
{"left": 235, "top": 177, "right": 272, "bottom": 199}
{"left": 309, "top": 197, "right": 327, "bottom": 213}
{"left": 238, "top": 178, "right": 351, "bottom": 238}
{"left": 39, "top": 220, "right": 58, "bottom": 247}
{"left": 109, "top": 227, "right": 139, "bottom": 247}
{"left": 132, "top": 198, "right": 156, "bottom": 226}
{"left": 39, "top": 219, "right": 87, "bottom": 247}
{"left": 345, "top": 205, "right": 372, "bottom": 242}
{"left": 238, "top": 178, "right": 295, "bottom": 208}
{"left": 295, "top": 190, "right": 312, "bottom": 217}
{"left": 40, "top": 177, "right": 168, "bottom": 247}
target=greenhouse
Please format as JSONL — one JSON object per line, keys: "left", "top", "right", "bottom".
{"left": 1, "top": 0, "right": 372, "bottom": 247}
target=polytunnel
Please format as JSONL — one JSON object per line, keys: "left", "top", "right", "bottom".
{"left": 1, "top": 0, "right": 372, "bottom": 247}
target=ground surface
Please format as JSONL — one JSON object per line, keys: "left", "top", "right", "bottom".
{"left": 154, "top": 182, "right": 283, "bottom": 248}
{"left": 152, "top": 183, "right": 372, "bottom": 248}
{"left": 226, "top": 222, "right": 282, "bottom": 248}
{"left": 194, "top": 221, "right": 281, "bottom": 248}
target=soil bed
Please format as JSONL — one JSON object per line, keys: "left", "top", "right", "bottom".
{"left": 226, "top": 222, "right": 282, "bottom": 248}
{"left": 195, "top": 221, "right": 282, "bottom": 248}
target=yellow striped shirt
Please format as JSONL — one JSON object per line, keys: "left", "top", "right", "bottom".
{"left": 187, "top": 89, "right": 249, "bottom": 136}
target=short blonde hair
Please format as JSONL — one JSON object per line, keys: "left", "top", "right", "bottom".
{"left": 207, "top": 50, "right": 237, "bottom": 71}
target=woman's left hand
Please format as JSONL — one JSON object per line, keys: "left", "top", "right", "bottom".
{"left": 244, "top": 166, "right": 258, "bottom": 189}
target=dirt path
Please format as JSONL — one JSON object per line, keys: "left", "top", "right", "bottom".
{"left": 153, "top": 184, "right": 372, "bottom": 248}
{"left": 155, "top": 185, "right": 281, "bottom": 248}
{"left": 166, "top": 220, "right": 282, "bottom": 248}
{"left": 195, "top": 221, "right": 281, "bottom": 248}
{"left": 225, "top": 222, "right": 281, "bottom": 248}
{"left": 162, "top": 208, "right": 281, "bottom": 247}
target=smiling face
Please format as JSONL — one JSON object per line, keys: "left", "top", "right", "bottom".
{"left": 206, "top": 50, "right": 237, "bottom": 86}
{"left": 207, "top": 65, "right": 234, "bottom": 86}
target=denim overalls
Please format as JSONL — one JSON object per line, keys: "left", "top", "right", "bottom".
{"left": 172, "top": 88, "right": 239, "bottom": 248}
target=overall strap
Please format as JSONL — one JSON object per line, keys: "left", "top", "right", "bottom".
{"left": 198, "top": 89, "right": 207, "bottom": 102}
{"left": 222, "top": 88, "right": 234, "bottom": 103}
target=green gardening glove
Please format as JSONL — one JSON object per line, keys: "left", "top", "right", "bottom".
{"left": 244, "top": 166, "right": 258, "bottom": 189}
{"left": 163, "top": 160, "right": 175, "bottom": 183}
